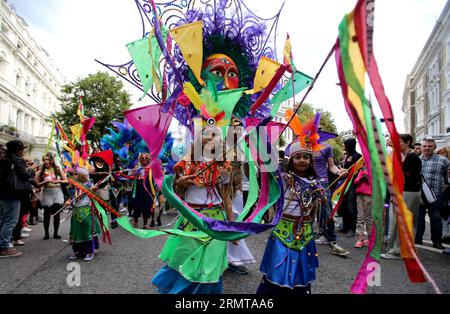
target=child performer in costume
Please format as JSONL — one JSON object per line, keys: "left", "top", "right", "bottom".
{"left": 151, "top": 127, "right": 237, "bottom": 294}
{"left": 130, "top": 153, "right": 155, "bottom": 229}
{"left": 354, "top": 163, "right": 373, "bottom": 248}
{"left": 257, "top": 115, "right": 327, "bottom": 295}
{"left": 69, "top": 168, "right": 102, "bottom": 262}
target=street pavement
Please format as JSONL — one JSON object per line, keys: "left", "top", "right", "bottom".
{"left": 1, "top": 212, "right": 449, "bottom": 294}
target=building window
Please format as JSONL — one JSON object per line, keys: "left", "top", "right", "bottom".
{"left": 16, "top": 110, "right": 23, "bottom": 131}
{"left": 447, "top": 40, "right": 450, "bottom": 64}
{"left": 0, "top": 53, "right": 6, "bottom": 76}
{"left": 24, "top": 114, "right": 30, "bottom": 133}
{"left": 447, "top": 98, "right": 450, "bottom": 131}
{"left": 25, "top": 81, "right": 31, "bottom": 96}
{"left": 15, "top": 74, "right": 22, "bottom": 89}
{"left": 31, "top": 118, "right": 37, "bottom": 135}
{"left": 17, "top": 41, "right": 24, "bottom": 55}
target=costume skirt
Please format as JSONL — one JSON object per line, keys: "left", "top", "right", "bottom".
{"left": 259, "top": 219, "right": 319, "bottom": 290}
{"left": 131, "top": 180, "right": 154, "bottom": 219}
{"left": 227, "top": 191, "right": 255, "bottom": 266}
{"left": 151, "top": 207, "right": 228, "bottom": 294}
{"left": 70, "top": 205, "right": 102, "bottom": 243}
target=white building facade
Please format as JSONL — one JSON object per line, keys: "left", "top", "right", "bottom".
{"left": 274, "top": 100, "right": 295, "bottom": 149}
{"left": 402, "top": 1, "right": 450, "bottom": 148}
{"left": 0, "top": 0, "right": 63, "bottom": 162}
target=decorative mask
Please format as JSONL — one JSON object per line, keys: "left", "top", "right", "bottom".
{"left": 202, "top": 54, "right": 239, "bottom": 90}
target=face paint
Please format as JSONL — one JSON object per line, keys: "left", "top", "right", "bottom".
{"left": 202, "top": 54, "right": 239, "bottom": 90}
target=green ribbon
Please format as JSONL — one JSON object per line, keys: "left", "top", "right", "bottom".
{"left": 270, "top": 71, "right": 313, "bottom": 116}
{"left": 45, "top": 117, "right": 55, "bottom": 154}
{"left": 115, "top": 216, "right": 211, "bottom": 242}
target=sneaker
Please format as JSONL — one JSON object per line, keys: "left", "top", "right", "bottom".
{"left": 84, "top": 254, "right": 95, "bottom": 262}
{"left": 228, "top": 264, "right": 249, "bottom": 275}
{"left": 443, "top": 248, "right": 450, "bottom": 255}
{"left": 315, "top": 236, "right": 328, "bottom": 245}
{"left": 20, "top": 232, "right": 30, "bottom": 238}
{"left": 0, "top": 248, "right": 23, "bottom": 258}
{"left": 433, "top": 243, "right": 445, "bottom": 250}
{"left": 22, "top": 227, "right": 32, "bottom": 232}
{"left": 380, "top": 253, "right": 401, "bottom": 260}
{"left": 69, "top": 253, "right": 79, "bottom": 260}
{"left": 329, "top": 242, "right": 350, "bottom": 256}
{"left": 14, "top": 240, "right": 26, "bottom": 246}
{"left": 355, "top": 241, "right": 364, "bottom": 248}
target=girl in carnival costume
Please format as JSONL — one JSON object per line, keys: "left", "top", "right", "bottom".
{"left": 129, "top": 153, "right": 155, "bottom": 229}
{"left": 151, "top": 125, "right": 236, "bottom": 294}
{"left": 69, "top": 168, "right": 102, "bottom": 262}
{"left": 257, "top": 113, "right": 327, "bottom": 295}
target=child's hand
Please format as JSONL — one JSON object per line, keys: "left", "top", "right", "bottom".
{"left": 176, "top": 175, "right": 197, "bottom": 189}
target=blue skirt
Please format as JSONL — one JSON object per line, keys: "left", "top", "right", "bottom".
{"left": 259, "top": 234, "right": 319, "bottom": 289}
{"left": 152, "top": 266, "right": 223, "bottom": 294}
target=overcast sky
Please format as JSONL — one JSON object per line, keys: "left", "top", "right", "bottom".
{"left": 7, "top": 0, "right": 448, "bottom": 133}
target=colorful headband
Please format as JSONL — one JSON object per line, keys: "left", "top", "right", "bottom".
{"left": 285, "top": 109, "right": 324, "bottom": 157}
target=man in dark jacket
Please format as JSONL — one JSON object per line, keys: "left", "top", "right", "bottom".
{"left": 339, "top": 138, "right": 362, "bottom": 236}
{"left": 0, "top": 141, "right": 32, "bottom": 258}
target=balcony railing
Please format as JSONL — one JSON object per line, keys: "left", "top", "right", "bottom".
{"left": 0, "top": 126, "right": 20, "bottom": 138}
{"left": 16, "top": 130, "right": 35, "bottom": 144}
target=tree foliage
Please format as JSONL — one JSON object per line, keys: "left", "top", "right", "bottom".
{"left": 295, "top": 103, "right": 344, "bottom": 163}
{"left": 56, "top": 71, "right": 132, "bottom": 147}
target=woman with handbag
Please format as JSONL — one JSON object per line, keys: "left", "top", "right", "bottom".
{"left": 35, "top": 153, "right": 68, "bottom": 240}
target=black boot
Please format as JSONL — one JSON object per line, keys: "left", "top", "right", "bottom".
{"left": 150, "top": 220, "right": 155, "bottom": 228}
{"left": 28, "top": 216, "right": 36, "bottom": 226}
{"left": 53, "top": 205, "right": 61, "bottom": 239}
{"left": 43, "top": 207, "right": 50, "bottom": 240}
{"left": 157, "top": 218, "right": 162, "bottom": 227}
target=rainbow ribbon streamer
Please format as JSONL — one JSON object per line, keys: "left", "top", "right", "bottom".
{"left": 335, "top": 0, "right": 439, "bottom": 294}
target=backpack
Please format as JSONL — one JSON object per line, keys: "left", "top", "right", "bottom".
{"left": 0, "top": 156, "right": 32, "bottom": 197}
{"left": 0, "top": 157, "right": 15, "bottom": 194}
